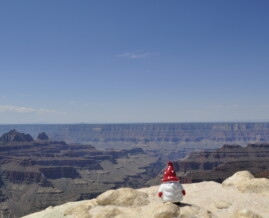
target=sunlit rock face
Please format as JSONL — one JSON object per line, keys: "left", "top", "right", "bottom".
{"left": 222, "top": 171, "right": 269, "bottom": 193}
{"left": 22, "top": 171, "right": 269, "bottom": 218}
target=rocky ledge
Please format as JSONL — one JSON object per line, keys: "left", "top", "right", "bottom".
{"left": 23, "top": 171, "right": 269, "bottom": 218}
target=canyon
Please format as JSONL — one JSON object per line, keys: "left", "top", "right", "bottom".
{"left": 174, "top": 143, "right": 269, "bottom": 182}
{"left": 0, "top": 130, "right": 162, "bottom": 217}
{"left": 1, "top": 122, "right": 269, "bottom": 161}
{"left": 0, "top": 123, "right": 269, "bottom": 217}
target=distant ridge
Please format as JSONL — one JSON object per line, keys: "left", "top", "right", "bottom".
{"left": 1, "top": 123, "right": 269, "bottom": 152}
{"left": 0, "top": 129, "right": 33, "bottom": 144}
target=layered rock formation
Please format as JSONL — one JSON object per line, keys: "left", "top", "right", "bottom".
{"left": 173, "top": 143, "right": 269, "bottom": 182}
{"left": 0, "top": 130, "right": 162, "bottom": 217}
{"left": 22, "top": 171, "right": 269, "bottom": 218}
{"left": 1, "top": 123, "right": 269, "bottom": 160}
{"left": 0, "top": 129, "right": 33, "bottom": 144}
{"left": 37, "top": 132, "right": 49, "bottom": 140}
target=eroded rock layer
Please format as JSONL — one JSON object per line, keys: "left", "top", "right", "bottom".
{"left": 0, "top": 130, "right": 162, "bottom": 217}
{"left": 1, "top": 123, "right": 269, "bottom": 159}
{"left": 174, "top": 143, "right": 269, "bottom": 182}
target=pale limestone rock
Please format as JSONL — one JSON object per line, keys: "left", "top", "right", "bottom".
{"left": 63, "top": 203, "right": 92, "bottom": 217}
{"left": 22, "top": 171, "right": 269, "bottom": 218}
{"left": 180, "top": 205, "right": 214, "bottom": 218}
{"left": 222, "top": 171, "right": 269, "bottom": 193}
{"left": 89, "top": 206, "right": 123, "bottom": 218}
{"left": 222, "top": 171, "right": 254, "bottom": 187}
{"left": 232, "top": 209, "right": 262, "bottom": 218}
{"left": 214, "top": 200, "right": 232, "bottom": 209}
{"left": 152, "top": 202, "right": 180, "bottom": 218}
{"left": 96, "top": 187, "right": 149, "bottom": 207}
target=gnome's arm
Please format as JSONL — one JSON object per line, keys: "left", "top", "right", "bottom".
{"left": 178, "top": 182, "right": 186, "bottom": 196}
{"left": 158, "top": 185, "right": 163, "bottom": 198}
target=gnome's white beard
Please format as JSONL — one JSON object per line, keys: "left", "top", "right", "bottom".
{"left": 158, "top": 181, "right": 184, "bottom": 203}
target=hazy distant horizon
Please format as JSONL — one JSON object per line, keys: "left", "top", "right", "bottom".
{"left": 1, "top": 120, "right": 269, "bottom": 126}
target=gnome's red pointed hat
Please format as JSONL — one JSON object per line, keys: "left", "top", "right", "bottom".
{"left": 161, "top": 161, "right": 179, "bottom": 182}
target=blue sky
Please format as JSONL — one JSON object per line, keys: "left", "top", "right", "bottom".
{"left": 0, "top": 0, "right": 269, "bottom": 124}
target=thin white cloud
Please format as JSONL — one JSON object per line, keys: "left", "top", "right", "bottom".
{"left": 17, "top": 93, "right": 32, "bottom": 97}
{"left": 228, "top": 104, "right": 240, "bottom": 109}
{"left": 208, "top": 105, "right": 241, "bottom": 109}
{"left": 208, "top": 105, "right": 224, "bottom": 109}
{"left": 117, "top": 52, "right": 158, "bottom": 59}
{"left": 0, "top": 105, "right": 63, "bottom": 114}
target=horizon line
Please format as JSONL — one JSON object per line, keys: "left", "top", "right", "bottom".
{"left": 1, "top": 121, "right": 269, "bottom": 125}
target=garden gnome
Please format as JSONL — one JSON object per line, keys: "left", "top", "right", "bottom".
{"left": 158, "top": 161, "right": 186, "bottom": 203}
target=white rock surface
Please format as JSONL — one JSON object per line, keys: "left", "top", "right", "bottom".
{"left": 214, "top": 200, "right": 232, "bottom": 209}
{"left": 96, "top": 188, "right": 149, "bottom": 206}
{"left": 22, "top": 171, "right": 269, "bottom": 218}
{"left": 222, "top": 171, "right": 269, "bottom": 193}
{"left": 232, "top": 209, "right": 263, "bottom": 218}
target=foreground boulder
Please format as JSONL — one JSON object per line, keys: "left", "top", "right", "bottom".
{"left": 222, "top": 171, "right": 269, "bottom": 193}
{"left": 23, "top": 171, "right": 269, "bottom": 218}
{"left": 96, "top": 188, "right": 149, "bottom": 207}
